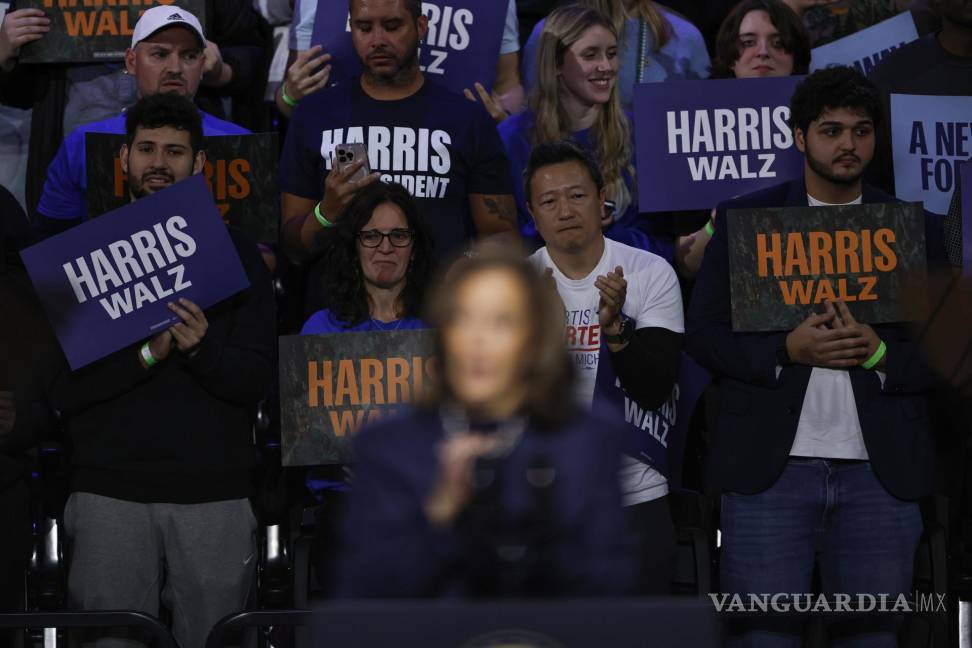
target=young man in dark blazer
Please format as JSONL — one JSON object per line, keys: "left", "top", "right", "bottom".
{"left": 687, "top": 66, "right": 944, "bottom": 646}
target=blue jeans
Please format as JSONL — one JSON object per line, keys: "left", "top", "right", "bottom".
{"left": 720, "top": 458, "right": 923, "bottom": 648}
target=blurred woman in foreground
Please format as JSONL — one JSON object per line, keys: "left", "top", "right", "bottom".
{"left": 336, "top": 247, "right": 636, "bottom": 597}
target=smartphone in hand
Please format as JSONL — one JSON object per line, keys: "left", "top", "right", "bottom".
{"left": 334, "top": 143, "right": 371, "bottom": 182}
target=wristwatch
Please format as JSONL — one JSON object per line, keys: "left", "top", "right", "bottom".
{"left": 603, "top": 316, "right": 634, "bottom": 345}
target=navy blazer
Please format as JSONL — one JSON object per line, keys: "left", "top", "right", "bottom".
{"left": 336, "top": 407, "right": 638, "bottom": 598}
{"left": 686, "top": 178, "right": 944, "bottom": 501}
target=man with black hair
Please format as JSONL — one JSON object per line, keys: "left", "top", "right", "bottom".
{"left": 119, "top": 93, "right": 206, "bottom": 200}
{"left": 52, "top": 93, "right": 275, "bottom": 648}
{"left": 526, "top": 139, "right": 684, "bottom": 595}
{"left": 687, "top": 66, "right": 943, "bottom": 646}
{"left": 279, "top": 0, "right": 517, "bottom": 268}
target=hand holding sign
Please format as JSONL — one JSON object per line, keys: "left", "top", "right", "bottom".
{"left": 286, "top": 45, "right": 332, "bottom": 103}
{"left": 463, "top": 81, "right": 507, "bottom": 124}
{"left": 141, "top": 330, "right": 175, "bottom": 369}
{"left": 167, "top": 297, "right": 209, "bottom": 354}
{"left": 832, "top": 300, "right": 883, "bottom": 368}
{"left": 0, "top": 8, "right": 49, "bottom": 67}
{"left": 784, "top": 302, "right": 869, "bottom": 368}
{"left": 596, "top": 265, "right": 627, "bottom": 336}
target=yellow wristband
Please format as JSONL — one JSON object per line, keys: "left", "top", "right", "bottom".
{"left": 704, "top": 220, "right": 715, "bottom": 237}
{"left": 861, "top": 340, "right": 887, "bottom": 370}
{"left": 281, "top": 84, "right": 299, "bottom": 108}
{"left": 314, "top": 202, "right": 335, "bottom": 228}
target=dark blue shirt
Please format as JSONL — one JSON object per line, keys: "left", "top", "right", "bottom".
{"left": 279, "top": 79, "right": 514, "bottom": 261}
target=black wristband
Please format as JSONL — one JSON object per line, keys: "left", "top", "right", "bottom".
{"left": 604, "top": 317, "right": 634, "bottom": 345}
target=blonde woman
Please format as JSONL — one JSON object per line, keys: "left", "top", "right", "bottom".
{"left": 500, "top": 5, "right": 671, "bottom": 260}
{"left": 523, "top": 0, "right": 711, "bottom": 111}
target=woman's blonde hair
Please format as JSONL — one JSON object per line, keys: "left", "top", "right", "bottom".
{"left": 581, "top": 0, "right": 673, "bottom": 51}
{"left": 529, "top": 4, "right": 634, "bottom": 216}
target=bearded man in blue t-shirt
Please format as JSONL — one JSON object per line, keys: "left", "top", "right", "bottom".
{"left": 278, "top": 0, "right": 517, "bottom": 265}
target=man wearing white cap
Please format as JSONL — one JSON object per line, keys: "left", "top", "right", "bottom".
{"left": 33, "top": 5, "right": 249, "bottom": 238}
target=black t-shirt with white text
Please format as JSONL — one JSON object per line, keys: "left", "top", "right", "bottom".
{"left": 280, "top": 79, "right": 514, "bottom": 261}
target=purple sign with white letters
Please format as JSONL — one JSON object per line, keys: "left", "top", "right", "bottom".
{"left": 634, "top": 77, "right": 805, "bottom": 212}
{"left": 592, "top": 350, "right": 710, "bottom": 482}
{"left": 20, "top": 175, "right": 250, "bottom": 370}
{"left": 311, "top": 0, "right": 506, "bottom": 93}
{"left": 963, "top": 161, "right": 972, "bottom": 276}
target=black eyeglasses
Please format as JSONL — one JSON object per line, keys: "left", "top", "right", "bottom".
{"left": 357, "top": 228, "right": 414, "bottom": 248}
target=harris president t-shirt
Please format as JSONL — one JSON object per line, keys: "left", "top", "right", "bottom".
{"left": 279, "top": 79, "right": 514, "bottom": 261}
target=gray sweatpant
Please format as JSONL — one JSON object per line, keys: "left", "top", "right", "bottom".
{"left": 64, "top": 492, "right": 257, "bottom": 648}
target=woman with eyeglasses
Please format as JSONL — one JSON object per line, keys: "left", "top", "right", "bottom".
{"left": 300, "top": 182, "right": 434, "bottom": 335}
{"left": 299, "top": 181, "right": 433, "bottom": 593}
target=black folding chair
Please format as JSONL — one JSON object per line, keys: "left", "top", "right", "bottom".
{"left": 205, "top": 609, "right": 313, "bottom": 648}
{"left": 0, "top": 610, "right": 178, "bottom": 648}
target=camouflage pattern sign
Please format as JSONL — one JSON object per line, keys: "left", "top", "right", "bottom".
{"left": 728, "top": 202, "right": 927, "bottom": 332}
{"left": 279, "top": 330, "right": 437, "bottom": 466}
{"left": 18, "top": 0, "right": 206, "bottom": 63}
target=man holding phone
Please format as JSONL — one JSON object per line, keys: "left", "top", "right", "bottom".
{"left": 278, "top": 0, "right": 517, "bottom": 265}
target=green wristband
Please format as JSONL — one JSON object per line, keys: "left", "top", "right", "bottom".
{"left": 861, "top": 340, "right": 887, "bottom": 370}
{"left": 140, "top": 342, "right": 157, "bottom": 368}
{"left": 314, "top": 202, "right": 335, "bottom": 228}
{"left": 704, "top": 220, "right": 715, "bottom": 237}
{"left": 281, "top": 84, "right": 299, "bottom": 108}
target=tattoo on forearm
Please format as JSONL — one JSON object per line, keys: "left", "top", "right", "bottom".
{"left": 483, "top": 196, "right": 516, "bottom": 224}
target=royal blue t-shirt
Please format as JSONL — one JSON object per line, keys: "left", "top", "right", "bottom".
{"left": 279, "top": 79, "right": 514, "bottom": 261}
{"left": 499, "top": 110, "right": 673, "bottom": 261}
{"left": 301, "top": 309, "right": 428, "bottom": 334}
{"left": 38, "top": 111, "right": 249, "bottom": 222}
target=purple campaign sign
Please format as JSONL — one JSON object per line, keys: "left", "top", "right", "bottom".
{"left": 809, "top": 12, "right": 917, "bottom": 75}
{"left": 20, "top": 175, "right": 249, "bottom": 370}
{"left": 634, "top": 76, "right": 805, "bottom": 212}
{"left": 591, "top": 350, "right": 710, "bottom": 481}
{"left": 963, "top": 161, "right": 972, "bottom": 277}
{"left": 311, "top": 0, "right": 506, "bottom": 93}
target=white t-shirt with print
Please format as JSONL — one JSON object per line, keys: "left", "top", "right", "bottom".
{"left": 530, "top": 238, "right": 685, "bottom": 505}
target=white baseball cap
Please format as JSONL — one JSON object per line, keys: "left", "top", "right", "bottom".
{"left": 130, "top": 6, "right": 205, "bottom": 49}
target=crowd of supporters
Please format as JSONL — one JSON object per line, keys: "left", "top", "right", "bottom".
{"left": 1, "top": 0, "right": 971, "bottom": 646}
